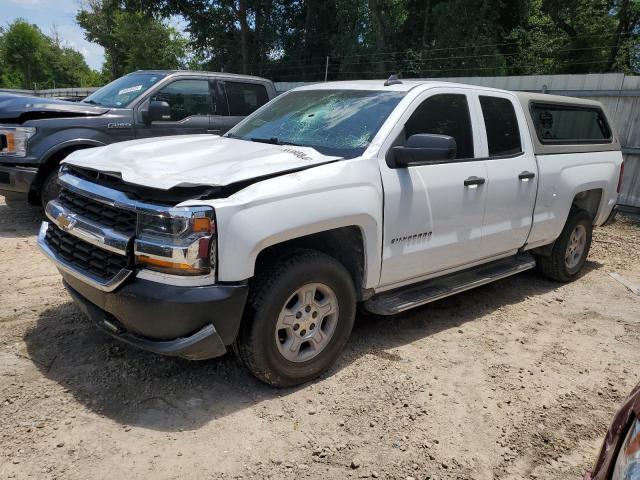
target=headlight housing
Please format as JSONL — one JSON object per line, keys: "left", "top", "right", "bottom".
{"left": 134, "top": 206, "right": 217, "bottom": 277}
{"left": 0, "top": 126, "right": 36, "bottom": 157}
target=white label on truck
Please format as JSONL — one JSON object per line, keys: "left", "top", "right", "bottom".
{"left": 118, "top": 85, "right": 143, "bottom": 95}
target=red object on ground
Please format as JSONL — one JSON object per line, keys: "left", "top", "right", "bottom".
{"left": 585, "top": 383, "right": 640, "bottom": 479}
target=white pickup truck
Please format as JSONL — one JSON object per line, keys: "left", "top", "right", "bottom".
{"left": 38, "top": 79, "right": 624, "bottom": 386}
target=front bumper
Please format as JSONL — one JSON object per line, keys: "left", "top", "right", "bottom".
{"left": 0, "top": 164, "right": 38, "bottom": 199}
{"left": 63, "top": 278, "right": 248, "bottom": 360}
{"left": 38, "top": 221, "right": 249, "bottom": 360}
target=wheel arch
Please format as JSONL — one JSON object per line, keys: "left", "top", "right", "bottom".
{"left": 571, "top": 188, "right": 603, "bottom": 222}
{"left": 252, "top": 226, "right": 371, "bottom": 301}
{"left": 29, "top": 139, "right": 105, "bottom": 203}
{"left": 531, "top": 194, "right": 598, "bottom": 258}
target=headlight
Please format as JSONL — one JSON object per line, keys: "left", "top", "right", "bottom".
{"left": 134, "top": 206, "right": 217, "bottom": 277}
{"left": 611, "top": 417, "right": 640, "bottom": 480}
{"left": 0, "top": 126, "right": 36, "bottom": 157}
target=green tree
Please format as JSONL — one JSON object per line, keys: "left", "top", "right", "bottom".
{"left": 0, "top": 19, "right": 99, "bottom": 89}
{"left": 508, "top": 0, "right": 640, "bottom": 74}
{"left": 124, "top": 0, "right": 640, "bottom": 80}
{"left": 77, "top": 0, "right": 188, "bottom": 81}
{"left": 0, "top": 19, "right": 51, "bottom": 89}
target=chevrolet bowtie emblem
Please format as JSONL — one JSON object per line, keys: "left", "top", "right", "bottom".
{"left": 57, "top": 213, "right": 77, "bottom": 231}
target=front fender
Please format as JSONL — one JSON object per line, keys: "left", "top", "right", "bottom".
{"left": 209, "top": 158, "right": 384, "bottom": 287}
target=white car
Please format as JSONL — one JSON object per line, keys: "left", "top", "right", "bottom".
{"left": 38, "top": 79, "right": 624, "bottom": 386}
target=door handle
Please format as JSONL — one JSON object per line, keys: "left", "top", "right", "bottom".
{"left": 519, "top": 171, "right": 536, "bottom": 181}
{"left": 464, "top": 176, "right": 486, "bottom": 187}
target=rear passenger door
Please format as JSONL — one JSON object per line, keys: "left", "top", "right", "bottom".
{"left": 135, "top": 78, "right": 213, "bottom": 138}
{"left": 478, "top": 93, "right": 538, "bottom": 256}
{"left": 212, "top": 80, "right": 271, "bottom": 134}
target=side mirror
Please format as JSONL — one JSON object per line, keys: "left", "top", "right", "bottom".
{"left": 392, "top": 134, "right": 457, "bottom": 168}
{"left": 146, "top": 100, "right": 171, "bottom": 123}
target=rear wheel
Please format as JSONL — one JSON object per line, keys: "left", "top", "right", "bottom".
{"left": 536, "top": 209, "right": 593, "bottom": 282}
{"left": 235, "top": 250, "right": 356, "bottom": 387}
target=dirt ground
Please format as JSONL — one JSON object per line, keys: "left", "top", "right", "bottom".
{"left": 0, "top": 195, "right": 639, "bottom": 480}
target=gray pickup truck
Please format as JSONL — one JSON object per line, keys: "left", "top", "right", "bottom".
{"left": 0, "top": 70, "right": 277, "bottom": 207}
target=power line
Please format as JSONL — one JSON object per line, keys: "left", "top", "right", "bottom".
{"left": 267, "top": 57, "right": 618, "bottom": 82}
{"left": 251, "top": 44, "right": 619, "bottom": 75}
{"left": 326, "top": 59, "right": 615, "bottom": 77}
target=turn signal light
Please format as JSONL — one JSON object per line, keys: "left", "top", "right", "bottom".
{"left": 137, "top": 255, "right": 208, "bottom": 275}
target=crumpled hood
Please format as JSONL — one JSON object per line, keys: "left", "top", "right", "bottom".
{"left": 0, "top": 92, "right": 108, "bottom": 122}
{"left": 62, "top": 135, "right": 342, "bottom": 190}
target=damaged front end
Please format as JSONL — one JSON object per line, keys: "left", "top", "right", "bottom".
{"left": 62, "top": 151, "right": 340, "bottom": 204}
{"left": 62, "top": 164, "right": 228, "bottom": 204}
{"left": 37, "top": 167, "right": 247, "bottom": 360}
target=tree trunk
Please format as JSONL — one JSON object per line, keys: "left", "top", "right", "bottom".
{"left": 236, "top": 0, "right": 250, "bottom": 74}
{"left": 302, "top": 0, "right": 317, "bottom": 80}
{"left": 607, "top": 0, "right": 631, "bottom": 71}
{"left": 421, "top": 0, "right": 432, "bottom": 48}
{"left": 369, "top": 0, "right": 388, "bottom": 76}
{"left": 255, "top": 2, "right": 264, "bottom": 75}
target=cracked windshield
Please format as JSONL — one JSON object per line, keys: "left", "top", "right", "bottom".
{"left": 227, "top": 90, "right": 405, "bottom": 158}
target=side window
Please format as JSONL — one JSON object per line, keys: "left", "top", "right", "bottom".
{"left": 151, "top": 79, "right": 212, "bottom": 121}
{"left": 531, "top": 103, "right": 612, "bottom": 144}
{"left": 223, "top": 82, "right": 269, "bottom": 116}
{"left": 480, "top": 96, "right": 522, "bottom": 157}
{"left": 404, "top": 94, "right": 474, "bottom": 159}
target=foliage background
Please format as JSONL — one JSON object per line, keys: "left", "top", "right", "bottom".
{"left": 0, "top": 0, "right": 638, "bottom": 89}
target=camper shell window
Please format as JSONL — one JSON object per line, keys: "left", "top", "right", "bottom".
{"left": 530, "top": 102, "right": 612, "bottom": 145}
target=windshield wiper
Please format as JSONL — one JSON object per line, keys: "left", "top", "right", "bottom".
{"left": 250, "top": 136, "right": 281, "bottom": 145}
{"left": 83, "top": 99, "right": 103, "bottom": 106}
{"left": 250, "top": 136, "right": 306, "bottom": 148}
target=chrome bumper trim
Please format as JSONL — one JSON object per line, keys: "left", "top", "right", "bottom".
{"left": 45, "top": 199, "right": 132, "bottom": 255}
{"left": 58, "top": 172, "right": 171, "bottom": 214}
{"left": 37, "top": 222, "right": 133, "bottom": 293}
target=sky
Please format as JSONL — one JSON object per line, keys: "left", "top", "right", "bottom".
{"left": 0, "top": 0, "right": 106, "bottom": 69}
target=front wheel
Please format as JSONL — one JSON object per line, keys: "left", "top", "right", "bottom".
{"left": 536, "top": 209, "right": 593, "bottom": 282}
{"left": 234, "top": 250, "right": 356, "bottom": 387}
{"left": 40, "top": 169, "right": 61, "bottom": 209}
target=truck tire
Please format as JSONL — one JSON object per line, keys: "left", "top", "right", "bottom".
{"left": 536, "top": 209, "right": 593, "bottom": 282}
{"left": 40, "top": 169, "right": 61, "bottom": 209}
{"left": 235, "top": 250, "right": 356, "bottom": 387}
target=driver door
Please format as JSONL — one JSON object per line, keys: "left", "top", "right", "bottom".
{"left": 135, "top": 78, "right": 214, "bottom": 138}
{"left": 378, "top": 89, "right": 489, "bottom": 287}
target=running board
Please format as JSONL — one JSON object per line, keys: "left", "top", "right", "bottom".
{"left": 365, "top": 254, "right": 536, "bottom": 315}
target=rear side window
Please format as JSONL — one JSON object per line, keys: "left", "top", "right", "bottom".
{"left": 480, "top": 96, "right": 522, "bottom": 156}
{"left": 404, "top": 94, "right": 474, "bottom": 159}
{"left": 224, "top": 82, "right": 270, "bottom": 116}
{"left": 531, "top": 103, "right": 612, "bottom": 144}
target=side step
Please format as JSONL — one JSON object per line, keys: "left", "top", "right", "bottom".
{"left": 365, "top": 254, "right": 536, "bottom": 315}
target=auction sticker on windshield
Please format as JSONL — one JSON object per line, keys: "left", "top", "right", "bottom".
{"left": 118, "top": 85, "right": 143, "bottom": 95}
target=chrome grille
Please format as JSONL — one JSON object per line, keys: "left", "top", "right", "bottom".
{"left": 58, "top": 188, "right": 137, "bottom": 236}
{"left": 44, "top": 223, "right": 129, "bottom": 281}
